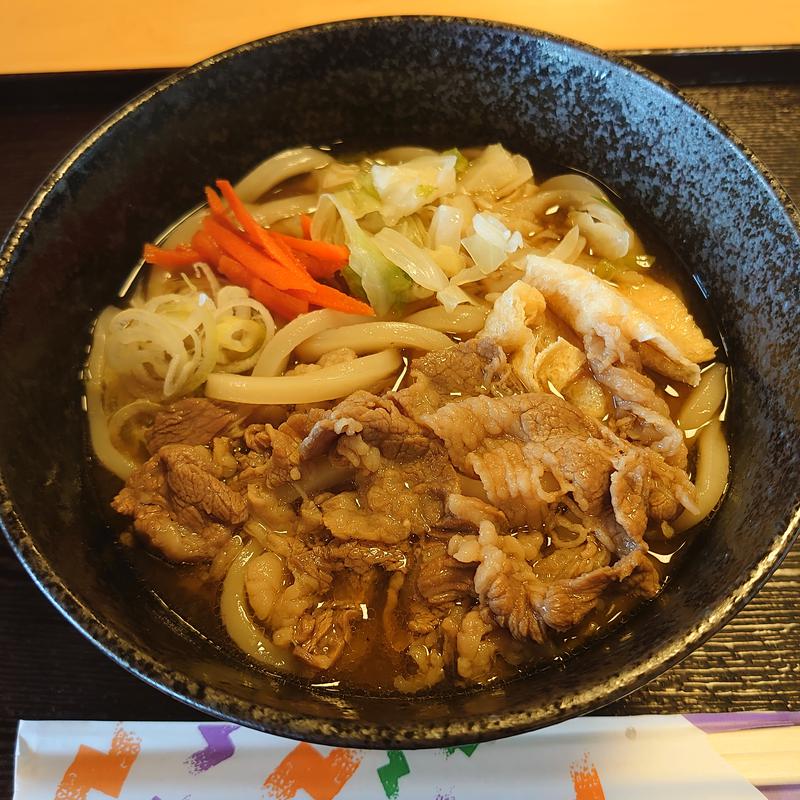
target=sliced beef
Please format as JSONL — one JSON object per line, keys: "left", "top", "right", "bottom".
{"left": 584, "top": 333, "right": 688, "bottom": 468}
{"left": 529, "top": 536, "right": 611, "bottom": 582}
{"left": 300, "top": 391, "right": 425, "bottom": 462}
{"left": 537, "top": 548, "right": 658, "bottom": 629}
{"left": 426, "top": 392, "right": 695, "bottom": 540}
{"left": 293, "top": 606, "right": 360, "bottom": 669}
{"left": 424, "top": 393, "right": 619, "bottom": 521}
{"left": 610, "top": 448, "right": 697, "bottom": 541}
{"left": 246, "top": 535, "right": 383, "bottom": 670}
{"left": 614, "top": 401, "right": 688, "bottom": 469}
{"left": 112, "top": 444, "right": 247, "bottom": 562}
{"left": 262, "top": 545, "right": 334, "bottom": 647}
{"left": 237, "top": 407, "right": 327, "bottom": 489}
{"left": 320, "top": 540, "right": 409, "bottom": 573}
{"left": 145, "top": 398, "right": 245, "bottom": 454}
{"left": 450, "top": 520, "right": 659, "bottom": 643}
{"left": 298, "top": 392, "right": 461, "bottom": 544}
{"left": 293, "top": 567, "right": 380, "bottom": 669}
{"left": 414, "top": 539, "right": 475, "bottom": 606}
{"left": 319, "top": 440, "right": 458, "bottom": 543}
{"left": 392, "top": 337, "right": 523, "bottom": 422}
{"left": 160, "top": 445, "right": 247, "bottom": 522}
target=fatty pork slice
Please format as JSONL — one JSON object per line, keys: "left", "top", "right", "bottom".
{"left": 479, "top": 280, "right": 588, "bottom": 396}
{"left": 523, "top": 254, "right": 715, "bottom": 386}
{"left": 583, "top": 333, "right": 688, "bottom": 468}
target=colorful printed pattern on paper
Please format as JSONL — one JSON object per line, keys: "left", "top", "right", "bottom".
{"left": 16, "top": 716, "right": 778, "bottom": 800}
{"left": 54, "top": 724, "right": 140, "bottom": 800}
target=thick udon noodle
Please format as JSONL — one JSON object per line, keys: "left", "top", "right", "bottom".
{"left": 86, "top": 143, "right": 730, "bottom": 688}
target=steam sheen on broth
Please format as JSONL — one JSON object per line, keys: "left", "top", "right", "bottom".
{"left": 85, "top": 144, "right": 729, "bottom": 693}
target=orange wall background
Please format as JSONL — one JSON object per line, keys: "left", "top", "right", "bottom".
{"left": 3, "top": 0, "right": 799, "bottom": 74}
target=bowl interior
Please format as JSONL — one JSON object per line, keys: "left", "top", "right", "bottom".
{"left": 1, "top": 18, "right": 799, "bottom": 747}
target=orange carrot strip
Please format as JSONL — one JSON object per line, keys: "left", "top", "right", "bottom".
{"left": 143, "top": 243, "right": 201, "bottom": 269}
{"left": 218, "top": 256, "right": 307, "bottom": 320}
{"left": 215, "top": 180, "right": 263, "bottom": 241}
{"left": 191, "top": 229, "right": 223, "bottom": 268}
{"left": 217, "top": 255, "right": 253, "bottom": 288}
{"left": 202, "top": 217, "right": 305, "bottom": 292}
{"left": 205, "top": 186, "right": 228, "bottom": 219}
{"left": 295, "top": 282, "right": 375, "bottom": 316}
{"left": 292, "top": 250, "right": 342, "bottom": 280}
{"left": 250, "top": 278, "right": 309, "bottom": 320}
{"left": 300, "top": 214, "right": 313, "bottom": 239}
{"left": 215, "top": 180, "right": 317, "bottom": 291}
{"left": 270, "top": 231, "right": 349, "bottom": 264}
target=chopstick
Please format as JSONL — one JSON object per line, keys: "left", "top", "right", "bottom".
{"left": 708, "top": 727, "right": 800, "bottom": 786}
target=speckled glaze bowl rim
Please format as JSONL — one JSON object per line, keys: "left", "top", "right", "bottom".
{"left": 1, "top": 16, "right": 799, "bottom": 748}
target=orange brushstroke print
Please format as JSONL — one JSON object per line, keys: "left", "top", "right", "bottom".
{"left": 263, "top": 743, "right": 363, "bottom": 800}
{"left": 570, "top": 753, "right": 607, "bottom": 800}
{"left": 54, "top": 724, "right": 141, "bottom": 800}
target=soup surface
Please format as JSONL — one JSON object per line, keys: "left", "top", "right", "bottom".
{"left": 85, "top": 144, "right": 729, "bottom": 693}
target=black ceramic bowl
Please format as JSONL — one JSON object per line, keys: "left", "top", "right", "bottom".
{"left": 1, "top": 17, "right": 799, "bottom": 748}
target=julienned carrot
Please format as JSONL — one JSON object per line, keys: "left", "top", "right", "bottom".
{"left": 300, "top": 214, "right": 313, "bottom": 239}
{"left": 250, "top": 278, "right": 309, "bottom": 320}
{"left": 143, "top": 243, "right": 201, "bottom": 269}
{"left": 291, "top": 250, "right": 342, "bottom": 280}
{"left": 295, "top": 282, "right": 375, "bottom": 316}
{"left": 191, "top": 229, "right": 223, "bottom": 268}
{"left": 217, "top": 256, "right": 308, "bottom": 320}
{"left": 215, "top": 179, "right": 317, "bottom": 288}
{"left": 202, "top": 180, "right": 373, "bottom": 316}
{"left": 202, "top": 216, "right": 312, "bottom": 292}
{"left": 205, "top": 186, "right": 228, "bottom": 219}
{"left": 270, "top": 231, "right": 349, "bottom": 265}
{"left": 215, "top": 180, "right": 263, "bottom": 242}
{"left": 217, "top": 255, "right": 253, "bottom": 287}
{"left": 264, "top": 231, "right": 319, "bottom": 279}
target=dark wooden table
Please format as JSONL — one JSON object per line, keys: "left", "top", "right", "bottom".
{"left": 1, "top": 49, "right": 799, "bottom": 799}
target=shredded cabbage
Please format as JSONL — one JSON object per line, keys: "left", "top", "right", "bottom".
{"left": 429, "top": 246, "right": 465, "bottom": 277}
{"left": 373, "top": 227, "right": 449, "bottom": 292}
{"left": 428, "top": 204, "right": 464, "bottom": 251}
{"left": 461, "top": 212, "right": 522, "bottom": 272}
{"left": 459, "top": 144, "right": 533, "bottom": 197}
{"left": 436, "top": 283, "right": 475, "bottom": 313}
{"left": 332, "top": 199, "right": 417, "bottom": 315}
{"left": 568, "top": 210, "right": 630, "bottom": 260}
{"left": 371, "top": 154, "right": 457, "bottom": 225}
